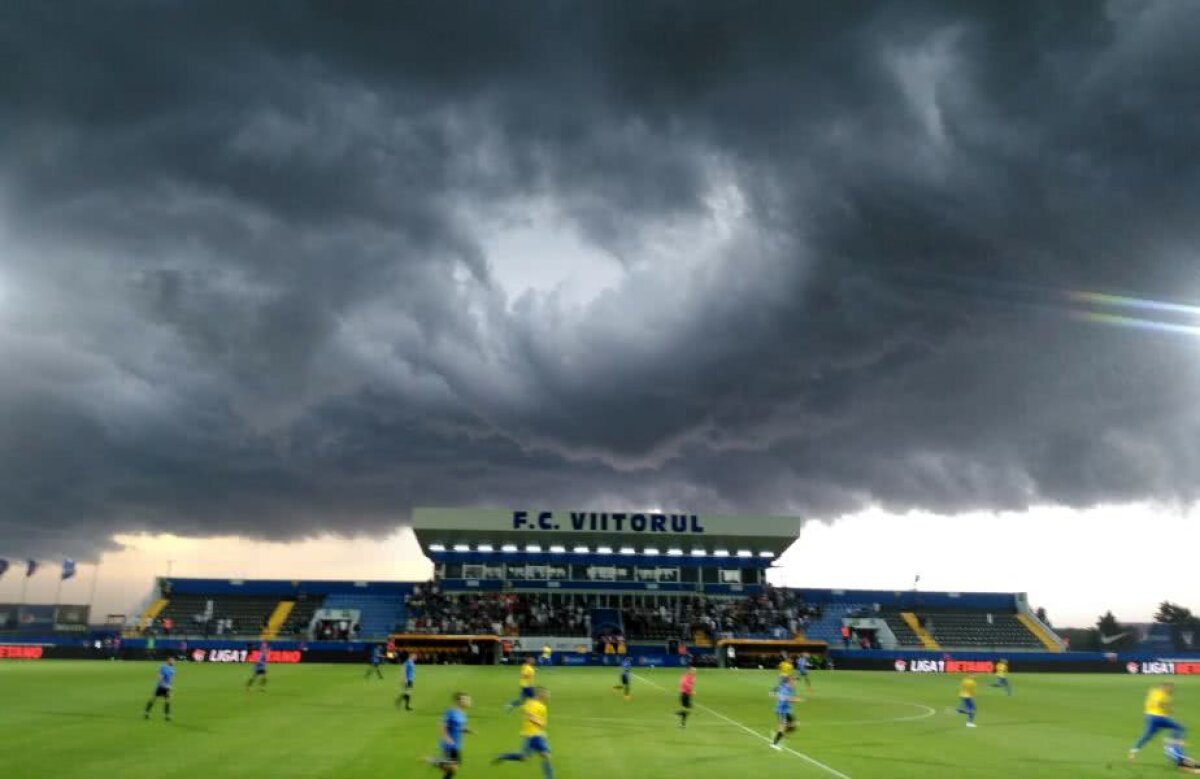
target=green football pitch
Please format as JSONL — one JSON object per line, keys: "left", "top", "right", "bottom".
{"left": 1, "top": 661, "right": 1196, "bottom": 778}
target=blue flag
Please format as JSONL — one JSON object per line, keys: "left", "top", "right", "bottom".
{"left": 61, "top": 559, "right": 77, "bottom": 580}
{"left": 0, "top": 559, "right": 8, "bottom": 578}
{"left": 25, "top": 559, "right": 38, "bottom": 577}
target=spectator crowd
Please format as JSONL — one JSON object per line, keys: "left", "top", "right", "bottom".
{"left": 404, "top": 583, "right": 816, "bottom": 641}
{"left": 404, "top": 584, "right": 588, "bottom": 636}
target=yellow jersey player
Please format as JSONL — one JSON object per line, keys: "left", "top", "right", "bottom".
{"left": 1131, "top": 683, "right": 1185, "bottom": 760}
{"left": 540, "top": 644, "right": 553, "bottom": 668}
{"left": 494, "top": 687, "right": 554, "bottom": 778}
{"left": 955, "top": 675, "right": 978, "bottom": 727}
{"left": 506, "top": 657, "right": 537, "bottom": 713}
{"left": 778, "top": 653, "right": 794, "bottom": 679}
{"left": 990, "top": 659, "right": 1012, "bottom": 696}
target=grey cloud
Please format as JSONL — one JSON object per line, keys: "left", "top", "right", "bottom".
{"left": 2, "top": 1, "right": 1200, "bottom": 557}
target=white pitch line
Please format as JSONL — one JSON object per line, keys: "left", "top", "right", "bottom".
{"left": 634, "top": 673, "right": 853, "bottom": 779}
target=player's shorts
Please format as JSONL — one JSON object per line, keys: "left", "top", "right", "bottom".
{"left": 405, "top": 679, "right": 415, "bottom": 690}
{"left": 797, "top": 669, "right": 808, "bottom": 676}
{"left": 254, "top": 667, "right": 267, "bottom": 676}
{"left": 521, "top": 686, "right": 536, "bottom": 700}
{"left": 440, "top": 743, "right": 461, "bottom": 763}
{"left": 680, "top": 693, "right": 692, "bottom": 709}
{"left": 777, "top": 710, "right": 794, "bottom": 725}
{"left": 154, "top": 685, "right": 171, "bottom": 698}
{"left": 620, "top": 672, "right": 631, "bottom": 685}
{"left": 1143, "top": 714, "right": 1184, "bottom": 735}
{"left": 524, "top": 735, "right": 550, "bottom": 755}
{"left": 960, "top": 697, "right": 976, "bottom": 712}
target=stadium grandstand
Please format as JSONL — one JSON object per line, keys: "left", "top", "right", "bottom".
{"left": 398, "top": 508, "right": 1063, "bottom": 660}
{"left": 110, "top": 508, "right": 1066, "bottom": 663}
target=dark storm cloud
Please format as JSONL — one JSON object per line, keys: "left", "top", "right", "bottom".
{"left": 2, "top": 1, "right": 1200, "bottom": 556}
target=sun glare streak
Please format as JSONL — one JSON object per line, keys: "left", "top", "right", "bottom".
{"left": 1071, "top": 311, "right": 1200, "bottom": 337}
{"left": 1066, "top": 289, "right": 1200, "bottom": 338}
{"left": 1067, "top": 290, "right": 1200, "bottom": 317}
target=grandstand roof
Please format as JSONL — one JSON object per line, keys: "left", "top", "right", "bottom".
{"left": 412, "top": 507, "right": 802, "bottom": 560}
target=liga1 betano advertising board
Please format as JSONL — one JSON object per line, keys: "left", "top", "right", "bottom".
{"left": 830, "top": 653, "right": 1200, "bottom": 675}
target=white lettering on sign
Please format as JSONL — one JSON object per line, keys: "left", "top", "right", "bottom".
{"left": 1129, "top": 661, "right": 1200, "bottom": 676}
{"left": 510, "top": 511, "right": 706, "bottom": 534}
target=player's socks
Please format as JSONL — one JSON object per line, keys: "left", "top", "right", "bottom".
{"left": 495, "top": 753, "right": 524, "bottom": 764}
{"left": 164, "top": 702, "right": 171, "bottom": 720}
{"left": 773, "top": 730, "right": 784, "bottom": 745}
{"left": 541, "top": 759, "right": 554, "bottom": 779}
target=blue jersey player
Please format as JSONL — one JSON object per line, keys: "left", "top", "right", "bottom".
{"left": 613, "top": 656, "right": 633, "bottom": 700}
{"left": 366, "top": 644, "right": 384, "bottom": 680}
{"left": 143, "top": 656, "right": 175, "bottom": 721}
{"left": 426, "top": 692, "right": 471, "bottom": 778}
{"left": 398, "top": 652, "right": 417, "bottom": 711}
{"left": 246, "top": 642, "right": 269, "bottom": 692}
{"left": 770, "top": 675, "right": 799, "bottom": 749}
{"left": 795, "top": 653, "right": 813, "bottom": 691}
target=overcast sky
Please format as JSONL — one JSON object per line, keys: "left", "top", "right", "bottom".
{"left": 2, "top": 2, "right": 1200, "bottom": 626}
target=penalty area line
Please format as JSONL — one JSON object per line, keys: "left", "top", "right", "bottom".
{"left": 633, "top": 673, "right": 853, "bottom": 779}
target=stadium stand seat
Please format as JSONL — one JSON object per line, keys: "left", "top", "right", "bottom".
{"left": 880, "top": 613, "right": 925, "bottom": 647}
{"left": 282, "top": 594, "right": 323, "bottom": 637}
{"left": 919, "top": 612, "right": 1044, "bottom": 649}
{"left": 322, "top": 592, "right": 407, "bottom": 638}
{"left": 156, "top": 594, "right": 281, "bottom": 637}
{"left": 875, "top": 610, "right": 1044, "bottom": 650}
{"left": 802, "top": 602, "right": 872, "bottom": 644}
